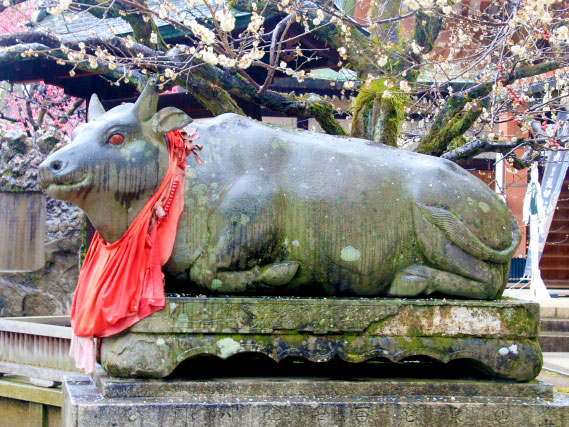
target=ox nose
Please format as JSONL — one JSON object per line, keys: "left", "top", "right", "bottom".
{"left": 48, "top": 159, "right": 67, "bottom": 173}
{"left": 38, "top": 157, "right": 69, "bottom": 188}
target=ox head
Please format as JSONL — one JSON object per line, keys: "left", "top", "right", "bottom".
{"left": 38, "top": 81, "right": 192, "bottom": 242}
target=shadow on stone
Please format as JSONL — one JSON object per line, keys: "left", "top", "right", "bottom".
{"left": 169, "top": 353, "right": 500, "bottom": 382}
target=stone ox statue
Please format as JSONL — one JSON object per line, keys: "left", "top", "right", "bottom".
{"left": 38, "top": 83, "right": 521, "bottom": 299}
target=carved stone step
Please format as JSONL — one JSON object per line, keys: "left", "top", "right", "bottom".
{"left": 539, "top": 332, "right": 569, "bottom": 352}
{"left": 541, "top": 318, "right": 569, "bottom": 332}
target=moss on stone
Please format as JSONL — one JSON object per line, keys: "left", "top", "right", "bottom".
{"left": 499, "top": 306, "right": 540, "bottom": 337}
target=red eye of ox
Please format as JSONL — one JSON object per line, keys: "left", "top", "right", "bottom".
{"left": 108, "top": 133, "right": 124, "bottom": 145}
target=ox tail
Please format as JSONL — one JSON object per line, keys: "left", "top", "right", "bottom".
{"left": 413, "top": 203, "right": 521, "bottom": 264}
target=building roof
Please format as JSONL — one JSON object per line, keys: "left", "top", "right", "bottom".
{"left": 31, "top": 1, "right": 250, "bottom": 43}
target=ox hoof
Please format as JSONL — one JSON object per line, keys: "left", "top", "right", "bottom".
{"left": 261, "top": 262, "right": 299, "bottom": 286}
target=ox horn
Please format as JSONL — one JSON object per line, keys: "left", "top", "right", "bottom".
{"left": 133, "top": 80, "right": 159, "bottom": 122}
{"left": 87, "top": 93, "right": 106, "bottom": 122}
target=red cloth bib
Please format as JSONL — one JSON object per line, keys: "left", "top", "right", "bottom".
{"left": 69, "top": 129, "right": 199, "bottom": 372}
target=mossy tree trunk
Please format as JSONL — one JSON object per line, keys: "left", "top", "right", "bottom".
{"left": 351, "top": 10, "right": 441, "bottom": 145}
{"left": 351, "top": 80, "right": 407, "bottom": 146}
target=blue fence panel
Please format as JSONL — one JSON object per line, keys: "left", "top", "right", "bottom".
{"left": 508, "top": 258, "right": 527, "bottom": 283}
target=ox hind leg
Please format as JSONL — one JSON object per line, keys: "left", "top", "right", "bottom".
{"left": 389, "top": 264, "right": 508, "bottom": 299}
{"left": 388, "top": 204, "right": 516, "bottom": 300}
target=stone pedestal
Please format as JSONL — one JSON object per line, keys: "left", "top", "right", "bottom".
{"left": 100, "top": 297, "right": 542, "bottom": 381}
{"left": 62, "top": 368, "right": 569, "bottom": 427}
{"left": 64, "top": 297, "right": 568, "bottom": 426}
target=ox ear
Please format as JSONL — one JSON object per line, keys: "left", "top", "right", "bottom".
{"left": 152, "top": 107, "right": 193, "bottom": 134}
{"left": 88, "top": 93, "right": 106, "bottom": 122}
{"left": 134, "top": 81, "right": 159, "bottom": 122}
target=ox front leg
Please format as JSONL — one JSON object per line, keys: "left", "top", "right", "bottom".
{"left": 189, "top": 175, "right": 294, "bottom": 294}
{"left": 214, "top": 261, "right": 300, "bottom": 292}
{"left": 190, "top": 258, "right": 300, "bottom": 294}
{"left": 189, "top": 256, "right": 251, "bottom": 293}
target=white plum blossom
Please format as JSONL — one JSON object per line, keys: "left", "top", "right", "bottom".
{"left": 250, "top": 46, "right": 265, "bottom": 60}
{"left": 200, "top": 48, "right": 218, "bottom": 65}
{"left": 88, "top": 56, "right": 98, "bottom": 69}
{"left": 554, "top": 26, "right": 569, "bottom": 43}
{"left": 215, "top": 10, "right": 236, "bottom": 33}
{"left": 405, "top": 0, "right": 434, "bottom": 11}
{"left": 400, "top": 80, "right": 411, "bottom": 92}
{"left": 218, "top": 55, "right": 237, "bottom": 68}
{"left": 47, "top": 0, "right": 72, "bottom": 16}
{"left": 406, "top": 0, "right": 421, "bottom": 11}
{"left": 411, "top": 41, "right": 422, "bottom": 55}
{"left": 247, "top": 13, "right": 264, "bottom": 33}
{"left": 188, "top": 20, "right": 216, "bottom": 45}
{"left": 314, "top": 9, "right": 324, "bottom": 25}
{"left": 511, "top": 44, "right": 526, "bottom": 57}
{"left": 377, "top": 55, "right": 388, "bottom": 67}
{"left": 235, "top": 46, "right": 264, "bottom": 69}
{"left": 238, "top": 56, "right": 252, "bottom": 69}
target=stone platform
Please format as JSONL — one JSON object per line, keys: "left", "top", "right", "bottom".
{"left": 100, "top": 297, "right": 542, "bottom": 381}
{"left": 62, "top": 367, "right": 569, "bottom": 427}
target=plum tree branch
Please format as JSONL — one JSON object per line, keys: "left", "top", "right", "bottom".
{"left": 441, "top": 137, "right": 569, "bottom": 169}
{"left": 417, "top": 60, "right": 567, "bottom": 156}
{"left": 0, "top": 36, "right": 344, "bottom": 133}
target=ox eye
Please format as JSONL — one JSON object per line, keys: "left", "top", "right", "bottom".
{"left": 108, "top": 133, "right": 124, "bottom": 145}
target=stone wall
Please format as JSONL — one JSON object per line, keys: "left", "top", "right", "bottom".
{"left": 0, "top": 128, "right": 82, "bottom": 316}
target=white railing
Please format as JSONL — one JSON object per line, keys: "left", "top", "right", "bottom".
{"left": 0, "top": 316, "right": 79, "bottom": 387}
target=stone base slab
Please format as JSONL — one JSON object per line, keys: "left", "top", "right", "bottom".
{"left": 100, "top": 297, "right": 542, "bottom": 381}
{"left": 63, "top": 370, "right": 569, "bottom": 427}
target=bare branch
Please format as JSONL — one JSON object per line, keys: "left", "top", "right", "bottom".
{"left": 59, "top": 98, "right": 85, "bottom": 124}
{"left": 259, "top": 13, "right": 294, "bottom": 95}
